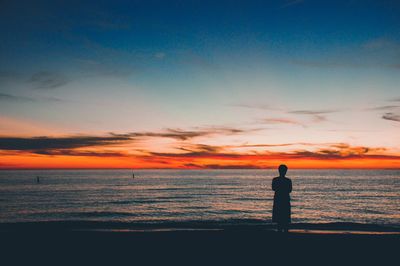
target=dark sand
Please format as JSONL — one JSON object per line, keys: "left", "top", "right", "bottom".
{"left": 1, "top": 221, "right": 399, "bottom": 265}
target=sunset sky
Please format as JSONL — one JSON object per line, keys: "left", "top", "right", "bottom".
{"left": 0, "top": 0, "right": 400, "bottom": 169}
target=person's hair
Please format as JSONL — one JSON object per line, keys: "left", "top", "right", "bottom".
{"left": 278, "top": 164, "right": 288, "bottom": 176}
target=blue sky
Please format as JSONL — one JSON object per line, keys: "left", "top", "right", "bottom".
{"left": 0, "top": 0, "right": 400, "bottom": 168}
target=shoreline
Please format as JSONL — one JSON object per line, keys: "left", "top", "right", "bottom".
{"left": 1, "top": 221, "right": 399, "bottom": 264}
{"left": 1, "top": 220, "right": 400, "bottom": 235}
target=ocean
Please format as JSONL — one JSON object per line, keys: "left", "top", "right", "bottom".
{"left": 0, "top": 169, "right": 399, "bottom": 226}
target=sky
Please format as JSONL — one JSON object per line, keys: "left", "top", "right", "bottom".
{"left": 0, "top": 0, "right": 400, "bottom": 169}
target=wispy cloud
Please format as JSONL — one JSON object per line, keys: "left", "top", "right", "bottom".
{"left": 262, "top": 118, "right": 304, "bottom": 126}
{"left": 29, "top": 71, "right": 69, "bottom": 89}
{"left": 74, "top": 52, "right": 135, "bottom": 79}
{"left": 177, "top": 144, "right": 223, "bottom": 154}
{"left": 292, "top": 37, "right": 400, "bottom": 70}
{"left": 229, "top": 103, "right": 277, "bottom": 111}
{"left": 116, "top": 129, "right": 208, "bottom": 141}
{"left": 139, "top": 142, "right": 397, "bottom": 162}
{"left": 288, "top": 109, "right": 339, "bottom": 115}
{"left": 292, "top": 59, "right": 400, "bottom": 69}
{"left": 362, "top": 37, "right": 400, "bottom": 51}
{"left": 0, "top": 92, "right": 63, "bottom": 103}
{"left": 154, "top": 52, "right": 166, "bottom": 59}
{"left": 365, "top": 105, "right": 400, "bottom": 111}
{"left": 291, "top": 60, "right": 355, "bottom": 68}
{"left": 0, "top": 93, "right": 35, "bottom": 102}
{"left": 382, "top": 113, "right": 400, "bottom": 122}
{"left": 1, "top": 70, "right": 71, "bottom": 93}
{"left": 234, "top": 142, "right": 320, "bottom": 148}
{"left": 389, "top": 97, "right": 400, "bottom": 102}
{"left": 285, "top": 144, "right": 391, "bottom": 160}
{"left": 147, "top": 151, "right": 242, "bottom": 159}
{"left": 232, "top": 104, "right": 339, "bottom": 116}
{"left": 198, "top": 126, "right": 261, "bottom": 135}
{"left": 113, "top": 126, "right": 258, "bottom": 141}
{"left": 288, "top": 109, "right": 339, "bottom": 123}
{"left": 233, "top": 105, "right": 338, "bottom": 126}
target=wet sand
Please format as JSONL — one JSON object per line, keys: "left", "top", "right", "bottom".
{"left": 1, "top": 221, "right": 399, "bottom": 265}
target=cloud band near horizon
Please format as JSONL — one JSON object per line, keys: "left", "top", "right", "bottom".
{"left": 1, "top": 130, "right": 399, "bottom": 169}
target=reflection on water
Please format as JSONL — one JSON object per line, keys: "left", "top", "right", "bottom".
{"left": 0, "top": 169, "right": 399, "bottom": 225}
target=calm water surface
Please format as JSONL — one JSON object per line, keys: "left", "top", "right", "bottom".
{"left": 0, "top": 169, "right": 399, "bottom": 225}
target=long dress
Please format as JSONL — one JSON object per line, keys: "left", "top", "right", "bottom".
{"left": 272, "top": 176, "right": 292, "bottom": 224}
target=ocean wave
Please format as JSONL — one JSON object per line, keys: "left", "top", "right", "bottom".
{"left": 30, "top": 211, "right": 139, "bottom": 218}
{"left": 232, "top": 197, "right": 269, "bottom": 201}
{"left": 108, "top": 199, "right": 170, "bottom": 204}
{"left": 2, "top": 169, "right": 399, "bottom": 226}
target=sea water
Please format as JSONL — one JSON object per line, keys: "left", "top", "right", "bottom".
{"left": 0, "top": 169, "right": 399, "bottom": 226}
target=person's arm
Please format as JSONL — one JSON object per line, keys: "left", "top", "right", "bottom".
{"left": 272, "top": 179, "right": 277, "bottom": 191}
{"left": 288, "top": 179, "right": 292, "bottom": 193}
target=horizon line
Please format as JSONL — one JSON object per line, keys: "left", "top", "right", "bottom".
{"left": 1, "top": 167, "right": 399, "bottom": 171}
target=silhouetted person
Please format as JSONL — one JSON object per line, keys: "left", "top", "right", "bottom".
{"left": 272, "top": 164, "right": 292, "bottom": 233}
{"left": 36, "top": 176, "right": 40, "bottom": 183}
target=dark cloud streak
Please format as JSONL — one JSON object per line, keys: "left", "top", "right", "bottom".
{"left": 34, "top": 150, "right": 126, "bottom": 157}
{"left": 0, "top": 135, "right": 131, "bottom": 151}
{"left": 112, "top": 126, "right": 255, "bottom": 141}
{"left": 142, "top": 143, "right": 396, "bottom": 160}
{"left": 29, "top": 71, "right": 69, "bottom": 90}
{"left": 229, "top": 103, "right": 278, "bottom": 111}
{"left": 389, "top": 97, "right": 400, "bottom": 102}
{"left": 0, "top": 126, "right": 256, "bottom": 157}
{"left": 0, "top": 93, "right": 63, "bottom": 103}
{"left": 262, "top": 118, "right": 304, "bottom": 126}
{"left": 0, "top": 93, "right": 35, "bottom": 102}
{"left": 365, "top": 105, "right": 399, "bottom": 111}
{"left": 382, "top": 113, "right": 400, "bottom": 122}
{"left": 288, "top": 109, "right": 339, "bottom": 115}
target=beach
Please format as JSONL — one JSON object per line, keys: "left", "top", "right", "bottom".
{"left": 1, "top": 221, "right": 399, "bottom": 265}
{"left": 1, "top": 169, "right": 399, "bottom": 264}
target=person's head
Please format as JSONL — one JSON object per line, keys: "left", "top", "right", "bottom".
{"left": 278, "top": 164, "right": 288, "bottom": 177}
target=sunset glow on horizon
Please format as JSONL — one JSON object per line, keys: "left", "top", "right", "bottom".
{"left": 1, "top": 1, "right": 400, "bottom": 169}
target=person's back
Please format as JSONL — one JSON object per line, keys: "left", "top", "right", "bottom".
{"left": 272, "top": 164, "right": 292, "bottom": 233}
{"left": 272, "top": 176, "right": 292, "bottom": 195}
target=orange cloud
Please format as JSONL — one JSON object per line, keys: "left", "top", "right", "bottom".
{"left": 1, "top": 132, "right": 399, "bottom": 169}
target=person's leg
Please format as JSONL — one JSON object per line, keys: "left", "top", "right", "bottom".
{"left": 282, "top": 223, "right": 289, "bottom": 233}
{"left": 277, "top": 223, "right": 283, "bottom": 233}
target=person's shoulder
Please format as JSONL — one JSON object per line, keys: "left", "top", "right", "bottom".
{"left": 285, "top": 177, "right": 292, "bottom": 182}
{"left": 272, "top": 176, "right": 280, "bottom": 181}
